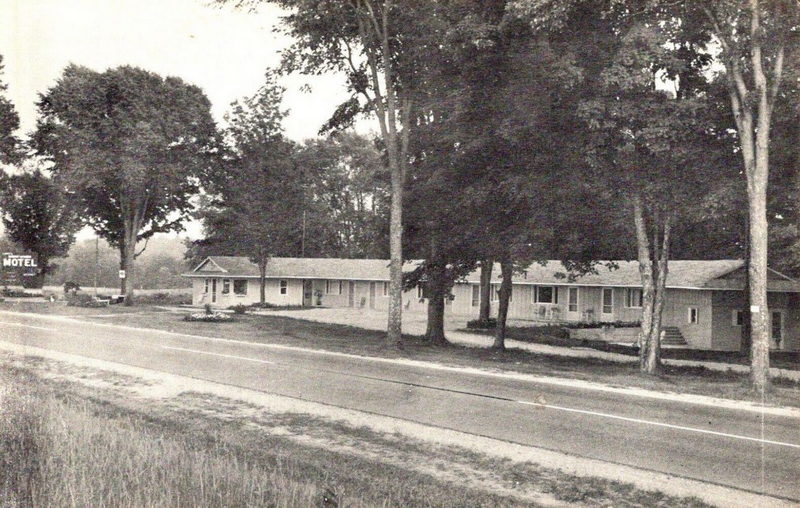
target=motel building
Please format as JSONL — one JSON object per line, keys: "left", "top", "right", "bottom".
{"left": 184, "top": 256, "right": 800, "bottom": 352}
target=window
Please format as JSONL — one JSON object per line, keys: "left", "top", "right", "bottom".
{"left": 732, "top": 310, "right": 744, "bottom": 326}
{"left": 204, "top": 279, "right": 209, "bottom": 293}
{"left": 772, "top": 311, "right": 783, "bottom": 346}
{"left": 688, "top": 307, "right": 699, "bottom": 324}
{"left": 325, "top": 280, "right": 342, "bottom": 295}
{"left": 535, "top": 286, "right": 557, "bottom": 304}
{"left": 625, "top": 288, "right": 643, "bottom": 308}
{"left": 279, "top": 280, "right": 288, "bottom": 295}
{"left": 491, "top": 284, "right": 513, "bottom": 302}
{"left": 471, "top": 285, "right": 480, "bottom": 307}
{"left": 233, "top": 279, "right": 247, "bottom": 295}
{"left": 602, "top": 288, "right": 613, "bottom": 314}
{"left": 383, "top": 282, "right": 389, "bottom": 296}
{"left": 568, "top": 287, "right": 578, "bottom": 312}
{"left": 222, "top": 279, "right": 231, "bottom": 294}
{"left": 417, "top": 285, "right": 424, "bottom": 299}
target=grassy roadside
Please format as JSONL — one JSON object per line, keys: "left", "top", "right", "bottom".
{"left": 0, "top": 358, "right": 711, "bottom": 507}
{"left": 2, "top": 301, "right": 799, "bottom": 408}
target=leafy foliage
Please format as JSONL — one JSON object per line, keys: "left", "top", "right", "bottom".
{"left": 0, "top": 168, "right": 82, "bottom": 280}
{"left": 0, "top": 55, "right": 20, "bottom": 164}
{"left": 33, "top": 65, "right": 219, "bottom": 301}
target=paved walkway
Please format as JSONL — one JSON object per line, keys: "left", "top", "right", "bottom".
{"left": 257, "top": 307, "right": 800, "bottom": 381}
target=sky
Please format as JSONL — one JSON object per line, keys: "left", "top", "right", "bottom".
{"left": 0, "top": 0, "right": 370, "bottom": 240}
{"left": 0, "top": 0, "right": 357, "bottom": 141}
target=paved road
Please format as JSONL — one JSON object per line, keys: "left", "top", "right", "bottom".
{"left": 0, "top": 310, "right": 798, "bottom": 502}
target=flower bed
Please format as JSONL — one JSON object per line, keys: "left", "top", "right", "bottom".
{"left": 183, "top": 311, "right": 233, "bottom": 323}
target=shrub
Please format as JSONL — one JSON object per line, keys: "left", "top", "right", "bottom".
{"left": 65, "top": 293, "right": 109, "bottom": 308}
{"left": 466, "top": 318, "right": 497, "bottom": 330}
{"left": 229, "top": 304, "right": 248, "bottom": 315}
{"left": 63, "top": 281, "right": 81, "bottom": 295}
{"left": 564, "top": 321, "right": 640, "bottom": 329}
{"left": 135, "top": 292, "right": 191, "bottom": 305}
{"left": 0, "top": 288, "right": 40, "bottom": 298}
{"left": 248, "top": 302, "right": 305, "bottom": 311}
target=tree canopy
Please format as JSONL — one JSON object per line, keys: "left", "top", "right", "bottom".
{"left": 34, "top": 64, "right": 219, "bottom": 303}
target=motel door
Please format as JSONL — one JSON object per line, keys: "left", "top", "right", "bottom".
{"left": 369, "top": 282, "right": 376, "bottom": 309}
{"left": 566, "top": 287, "right": 580, "bottom": 320}
{"left": 211, "top": 279, "right": 217, "bottom": 303}
{"left": 348, "top": 281, "right": 355, "bottom": 307}
{"left": 303, "top": 280, "right": 313, "bottom": 307}
{"left": 770, "top": 310, "right": 784, "bottom": 350}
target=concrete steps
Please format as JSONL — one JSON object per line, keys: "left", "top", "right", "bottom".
{"left": 661, "top": 326, "right": 688, "bottom": 346}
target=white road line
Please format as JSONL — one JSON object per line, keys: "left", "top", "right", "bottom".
{"left": 161, "top": 345, "right": 275, "bottom": 365}
{"left": 517, "top": 400, "right": 800, "bottom": 449}
{"left": 0, "top": 320, "right": 59, "bottom": 332}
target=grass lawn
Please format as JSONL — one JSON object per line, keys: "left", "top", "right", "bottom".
{"left": 0, "top": 360, "right": 711, "bottom": 507}
{"left": 2, "top": 300, "right": 799, "bottom": 408}
{"left": 462, "top": 326, "right": 800, "bottom": 370}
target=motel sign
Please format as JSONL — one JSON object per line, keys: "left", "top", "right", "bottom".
{"left": 1, "top": 253, "right": 38, "bottom": 285}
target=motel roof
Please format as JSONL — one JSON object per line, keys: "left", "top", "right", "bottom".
{"left": 184, "top": 256, "right": 800, "bottom": 292}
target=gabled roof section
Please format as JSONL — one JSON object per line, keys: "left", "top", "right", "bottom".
{"left": 186, "top": 256, "right": 414, "bottom": 281}
{"left": 193, "top": 257, "right": 228, "bottom": 273}
{"left": 461, "top": 260, "right": 749, "bottom": 289}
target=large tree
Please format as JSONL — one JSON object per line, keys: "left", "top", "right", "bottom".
{"left": 0, "top": 55, "right": 20, "bottom": 164}
{"left": 195, "top": 72, "right": 304, "bottom": 303}
{"left": 650, "top": 0, "right": 799, "bottom": 390}
{"left": 0, "top": 168, "right": 82, "bottom": 286}
{"left": 34, "top": 65, "right": 218, "bottom": 304}
{"left": 294, "top": 133, "right": 389, "bottom": 258}
{"left": 577, "top": 21, "right": 733, "bottom": 374}
{"left": 218, "top": 0, "right": 438, "bottom": 346}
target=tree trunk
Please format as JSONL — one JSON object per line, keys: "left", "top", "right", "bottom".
{"left": 747, "top": 0, "right": 774, "bottom": 392}
{"left": 356, "top": 6, "right": 408, "bottom": 349}
{"left": 648, "top": 217, "right": 670, "bottom": 374}
{"left": 493, "top": 259, "right": 513, "bottom": 350}
{"left": 424, "top": 237, "right": 448, "bottom": 346}
{"left": 740, "top": 222, "right": 752, "bottom": 358}
{"left": 259, "top": 260, "right": 267, "bottom": 304}
{"left": 748, "top": 161, "right": 770, "bottom": 390}
{"left": 425, "top": 273, "right": 448, "bottom": 346}
{"left": 122, "top": 232, "right": 136, "bottom": 306}
{"left": 479, "top": 260, "right": 492, "bottom": 322}
{"left": 119, "top": 243, "right": 127, "bottom": 295}
{"left": 634, "top": 196, "right": 669, "bottom": 375}
{"left": 387, "top": 164, "right": 404, "bottom": 347}
{"left": 34, "top": 254, "right": 49, "bottom": 289}
{"left": 634, "top": 197, "right": 656, "bottom": 373}
{"left": 707, "top": 0, "right": 779, "bottom": 390}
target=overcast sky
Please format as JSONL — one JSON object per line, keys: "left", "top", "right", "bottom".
{"left": 0, "top": 0, "right": 358, "bottom": 141}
